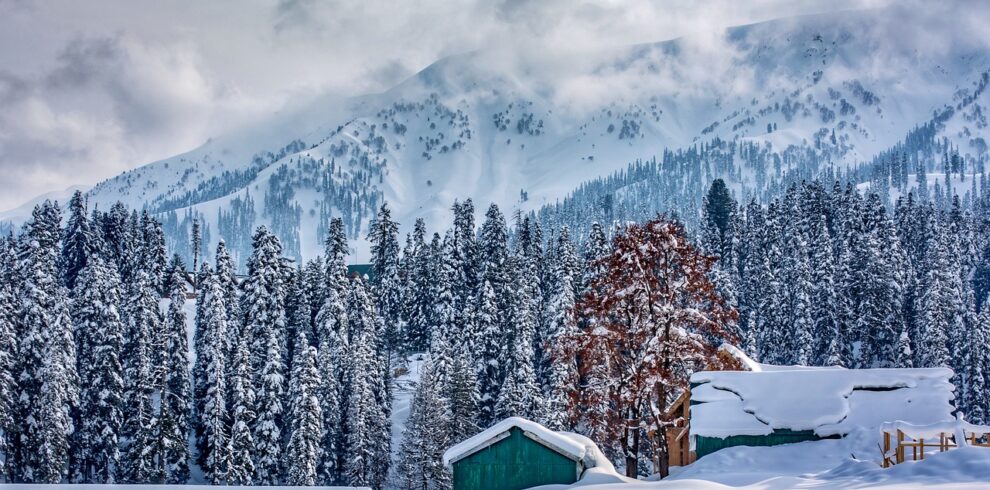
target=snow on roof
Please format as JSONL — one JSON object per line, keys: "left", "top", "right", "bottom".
{"left": 443, "top": 417, "right": 609, "bottom": 470}
{"left": 879, "top": 419, "right": 990, "bottom": 439}
{"left": 690, "top": 367, "right": 955, "bottom": 439}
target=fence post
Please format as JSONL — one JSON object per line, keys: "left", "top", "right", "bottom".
{"left": 896, "top": 430, "right": 905, "bottom": 464}
{"left": 883, "top": 432, "right": 891, "bottom": 468}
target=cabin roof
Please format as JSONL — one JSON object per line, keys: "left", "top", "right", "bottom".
{"left": 690, "top": 366, "right": 956, "bottom": 439}
{"left": 443, "top": 417, "right": 594, "bottom": 468}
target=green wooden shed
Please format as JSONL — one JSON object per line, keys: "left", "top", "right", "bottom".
{"left": 443, "top": 417, "right": 588, "bottom": 490}
{"left": 688, "top": 365, "right": 957, "bottom": 459}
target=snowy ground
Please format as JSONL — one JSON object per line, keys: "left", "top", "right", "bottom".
{"left": 2, "top": 486, "right": 367, "bottom": 490}
{"left": 542, "top": 438, "right": 990, "bottom": 489}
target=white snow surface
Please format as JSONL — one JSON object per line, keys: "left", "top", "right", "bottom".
{"left": 442, "top": 417, "right": 612, "bottom": 472}
{"left": 553, "top": 439, "right": 990, "bottom": 489}
{"left": 2, "top": 486, "right": 366, "bottom": 490}
{"left": 879, "top": 419, "right": 990, "bottom": 440}
{"left": 690, "top": 367, "right": 956, "bottom": 438}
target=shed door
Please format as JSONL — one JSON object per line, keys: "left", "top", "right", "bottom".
{"left": 452, "top": 428, "right": 580, "bottom": 490}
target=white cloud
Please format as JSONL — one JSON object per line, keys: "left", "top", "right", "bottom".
{"left": 0, "top": 0, "right": 957, "bottom": 210}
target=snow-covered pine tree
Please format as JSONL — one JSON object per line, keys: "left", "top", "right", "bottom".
{"left": 100, "top": 202, "right": 132, "bottom": 279}
{"left": 965, "top": 297, "right": 990, "bottom": 424}
{"left": 453, "top": 199, "right": 479, "bottom": 330}
{"left": 494, "top": 254, "right": 542, "bottom": 421}
{"left": 138, "top": 210, "right": 169, "bottom": 295}
{"left": 14, "top": 202, "right": 78, "bottom": 483}
{"left": 303, "top": 257, "right": 326, "bottom": 339}
{"left": 121, "top": 270, "right": 163, "bottom": 484}
{"left": 918, "top": 228, "right": 962, "bottom": 368}
{"left": 241, "top": 227, "right": 287, "bottom": 485}
{"left": 478, "top": 206, "right": 512, "bottom": 372}
{"left": 253, "top": 329, "right": 285, "bottom": 485}
{"left": 242, "top": 226, "right": 287, "bottom": 370}
{"left": 224, "top": 335, "right": 256, "bottom": 485}
{"left": 191, "top": 218, "right": 202, "bottom": 279}
{"left": 285, "top": 332, "right": 323, "bottom": 486}
{"left": 0, "top": 237, "right": 17, "bottom": 481}
{"left": 430, "top": 231, "right": 458, "bottom": 391}
{"left": 316, "top": 219, "right": 350, "bottom": 347}
{"left": 316, "top": 337, "right": 342, "bottom": 485}
{"left": 195, "top": 272, "right": 230, "bottom": 484}
{"left": 70, "top": 246, "right": 124, "bottom": 483}
{"left": 543, "top": 227, "right": 580, "bottom": 430}
{"left": 856, "top": 196, "right": 905, "bottom": 368}
{"left": 402, "top": 218, "right": 432, "bottom": 353}
{"left": 314, "top": 219, "right": 351, "bottom": 484}
{"left": 368, "top": 202, "right": 403, "bottom": 358}
{"left": 893, "top": 329, "right": 914, "bottom": 369}
{"left": 286, "top": 264, "right": 312, "bottom": 373}
{"left": 808, "top": 214, "right": 843, "bottom": 366}
{"left": 343, "top": 320, "right": 375, "bottom": 488}
{"left": 214, "top": 240, "right": 241, "bottom": 357}
{"left": 159, "top": 262, "right": 191, "bottom": 483}
{"left": 778, "top": 217, "right": 814, "bottom": 365}
{"left": 447, "top": 351, "right": 480, "bottom": 443}
{"left": 61, "top": 190, "right": 93, "bottom": 292}
{"left": 473, "top": 278, "right": 501, "bottom": 428}
{"left": 396, "top": 358, "right": 450, "bottom": 490}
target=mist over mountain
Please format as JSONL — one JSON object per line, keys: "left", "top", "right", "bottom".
{"left": 4, "top": 3, "right": 990, "bottom": 264}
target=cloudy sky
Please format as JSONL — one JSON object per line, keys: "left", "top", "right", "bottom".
{"left": 0, "top": 0, "right": 885, "bottom": 211}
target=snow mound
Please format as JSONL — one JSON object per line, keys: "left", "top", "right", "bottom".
{"left": 442, "top": 417, "right": 612, "bottom": 472}
{"left": 821, "top": 445, "right": 990, "bottom": 486}
{"left": 690, "top": 367, "right": 955, "bottom": 438}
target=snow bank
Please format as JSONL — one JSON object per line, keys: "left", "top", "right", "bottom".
{"left": 442, "top": 417, "right": 612, "bottom": 472}
{"left": 690, "top": 367, "right": 955, "bottom": 438}
{"left": 2, "top": 486, "right": 367, "bottom": 490}
{"left": 879, "top": 419, "right": 990, "bottom": 439}
{"left": 821, "top": 445, "right": 990, "bottom": 486}
{"left": 555, "top": 440, "right": 990, "bottom": 489}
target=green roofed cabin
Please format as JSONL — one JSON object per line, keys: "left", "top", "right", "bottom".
{"left": 443, "top": 417, "right": 600, "bottom": 490}
{"left": 686, "top": 351, "right": 956, "bottom": 461}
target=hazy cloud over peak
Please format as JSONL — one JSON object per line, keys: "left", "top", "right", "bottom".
{"left": 0, "top": 0, "right": 895, "bottom": 210}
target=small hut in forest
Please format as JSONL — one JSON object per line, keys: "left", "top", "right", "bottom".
{"left": 443, "top": 417, "right": 608, "bottom": 490}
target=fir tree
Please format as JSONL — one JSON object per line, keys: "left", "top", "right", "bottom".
{"left": 473, "top": 279, "right": 502, "bottom": 428}
{"left": 368, "top": 203, "right": 403, "bottom": 358}
{"left": 121, "top": 273, "right": 162, "bottom": 484}
{"left": 286, "top": 332, "right": 324, "bottom": 486}
{"left": 224, "top": 336, "right": 256, "bottom": 485}
{"left": 316, "top": 337, "right": 343, "bottom": 485}
{"left": 543, "top": 228, "right": 580, "bottom": 430}
{"left": 159, "top": 263, "right": 192, "bottom": 483}
{"left": 14, "top": 202, "right": 77, "bottom": 483}
{"left": 71, "top": 249, "right": 124, "bottom": 483}
{"left": 196, "top": 274, "right": 230, "bottom": 483}
{"left": 61, "top": 190, "right": 92, "bottom": 291}
{"left": 0, "top": 238, "right": 17, "bottom": 481}
{"left": 447, "top": 352, "right": 479, "bottom": 443}
{"left": 253, "top": 329, "right": 285, "bottom": 485}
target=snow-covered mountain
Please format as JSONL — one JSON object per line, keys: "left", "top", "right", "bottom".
{"left": 4, "top": 5, "right": 990, "bottom": 263}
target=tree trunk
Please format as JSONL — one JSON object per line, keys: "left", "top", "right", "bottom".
{"left": 624, "top": 416, "right": 640, "bottom": 478}
{"left": 656, "top": 431, "right": 670, "bottom": 478}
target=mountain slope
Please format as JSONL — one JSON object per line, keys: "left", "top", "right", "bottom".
{"left": 4, "top": 4, "right": 990, "bottom": 263}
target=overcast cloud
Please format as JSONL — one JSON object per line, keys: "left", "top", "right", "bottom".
{"left": 0, "top": 0, "right": 889, "bottom": 210}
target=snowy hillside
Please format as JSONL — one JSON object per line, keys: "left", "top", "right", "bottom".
{"left": 5, "top": 5, "right": 990, "bottom": 263}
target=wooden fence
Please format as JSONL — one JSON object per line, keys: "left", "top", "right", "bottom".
{"left": 881, "top": 421, "right": 990, "bottom": 467}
